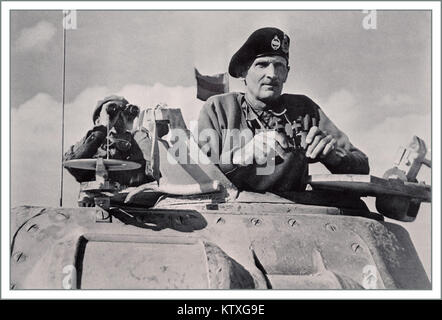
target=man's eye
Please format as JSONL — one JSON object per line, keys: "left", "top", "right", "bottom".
{"left": 255, "top": 62, "right": 268, "bottom": 68}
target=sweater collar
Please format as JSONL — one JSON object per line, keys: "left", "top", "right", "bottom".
{"left": 240, "top": 93, "right": 287, "bottom": 121}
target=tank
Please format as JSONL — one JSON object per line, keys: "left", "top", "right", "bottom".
{"left": 10, "top": 107, "right": 431, "bottom": 290}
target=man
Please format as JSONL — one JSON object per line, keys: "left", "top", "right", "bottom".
{"left": 197, "top": 27, "right": 369, "bottom": 192}
{"left": 64, "top": 95, "right": 154, "bottom": 206}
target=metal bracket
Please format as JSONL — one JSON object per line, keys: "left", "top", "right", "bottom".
{"left": 94, "top": 197, "right": 112, "bottom": 223}
{"left": 385, "top": 136, "right": 430, "bottom": 182}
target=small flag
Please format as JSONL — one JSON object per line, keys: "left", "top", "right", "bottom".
{"left": 195, "top": 68, "right": 229, "bottom": 101}
{"left": 63, "top": 10, "right": 77, "bottom": 30}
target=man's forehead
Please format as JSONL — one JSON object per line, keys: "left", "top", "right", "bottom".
{"left": 253, "top": 55, "right": 288, "bottom": 64}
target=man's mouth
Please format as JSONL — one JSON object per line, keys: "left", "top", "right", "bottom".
{"left": 262, "top": 84, "right": 279, "bottom": 90}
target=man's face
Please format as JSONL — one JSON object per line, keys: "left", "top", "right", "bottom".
{"left": 244, "top": 55, "right": 289, "bottom": 103}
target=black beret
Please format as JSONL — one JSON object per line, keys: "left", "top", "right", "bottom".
{"left": 92, "top": 95, "right": 129, "bottom": 123}
{"left": 229, "top": 27, "right": 290, "bottom": 78}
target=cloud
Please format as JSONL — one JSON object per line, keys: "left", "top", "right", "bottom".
{"left": 11, "top": 93, "right": 62, "bottom": 206}
{"left": 11, "top": 84, "right": 200, "bottom": 207}
{"left": 319, "top": 89, "right": 428, "bottom": 134}
{"left": 14, "top": 20, "right": 56, "bottom": 52}
{"left": 311, "top": 89, "right": 431, "bottom": 182}
{"left": 319, "top": 89, "right": 360, "bottom": 132}
{"left": 377, "top": 93, "right": 427, "bottom": 117}
{"left": 378, "top": 93, "right": 414, "bottom": 107}
{"left": 117, "top": 83, "right": 203, "bottom": 126}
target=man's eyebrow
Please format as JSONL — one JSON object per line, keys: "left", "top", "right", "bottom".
{"left": 255, "top": 58, "right": 286, "bottom": 64}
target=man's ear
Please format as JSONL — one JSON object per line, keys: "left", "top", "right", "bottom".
{"left": 240, "top": 69, "right": 250, "bottom": 86}
{"left": 282, "top": 65, "right": 290, "bottom": 83}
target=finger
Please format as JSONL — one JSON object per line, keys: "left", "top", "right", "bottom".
{"left": 305, "top": 126, "right": 320, "bottom": 145}
{"left": 125, "top": 184, "right": 154, "bottom": 203}
{"left": 124, "top": 191, "right": 136, "bottom": 203}
{"left": 265, "top": 139, "right": 277, "bottom": 153}
{"left": 252, "top": 133, "right": 265, "bottom": 149}
{"left": 310, "top": 135, "right": 333, "bottom": 159}
{"left": 124, "top": 186, "right": 144, "bottom": 203}
{"left": 257, "top": 139, "right": 279, "bottom": 164}
{"left": 322, "top": 138, "right": 336, "bottom": 156}
{"left": 274, "top": 132, "right": 289, "bottom": 149}
{"left": 254, "top": 130, "right": 271, "bottom": 140}
{"left": 253, "top": 135, "right": 265, "bottom": 152}
{"left": 273, "top": 142, "right": 288, "bottom": 159}
{"left": 306, "top": 135, "right": 323, "bottom": 157}
{"left": 335, "top": 147, "right": 347, "bottom": 157}
{"left": 253, "top": 140, "right": 267, "bottom": 163}
{"left": 255, "top": 136, "right": 275, "bottom": 154}
{"left": 254, "top": 149, "right": 268, "bottom": 165}
{"left": 255, "top": 131, "right": 275, "bottom": 145}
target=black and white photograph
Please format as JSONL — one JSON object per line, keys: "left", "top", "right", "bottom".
{"left": 1, "top": 1, "right": 440, "bottom": 301}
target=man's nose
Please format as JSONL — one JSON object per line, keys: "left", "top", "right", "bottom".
{"left": 265, "top": 64, "right": 277, "bottom": 79}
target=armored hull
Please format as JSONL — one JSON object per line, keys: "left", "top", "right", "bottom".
{"left": 11, "top": 190, "right": 430, "bottom": 290}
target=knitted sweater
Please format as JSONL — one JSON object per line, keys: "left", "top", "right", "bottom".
{"left": 197, "top": 92, "right": 369, "bottom": 192}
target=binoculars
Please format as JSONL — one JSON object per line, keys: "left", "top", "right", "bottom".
{"left": 270, "top": 114, "right": 317, "bottom": 150}
{"left": 106, "top": 103, "right": 140, "bottom": 120}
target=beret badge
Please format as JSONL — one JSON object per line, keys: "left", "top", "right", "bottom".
{"left": 271, "top": 35, "right": 281, "bottom": 50}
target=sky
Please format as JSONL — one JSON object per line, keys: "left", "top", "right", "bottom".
{"left": 10, "top": 10, "right": 432, "bottom": 275}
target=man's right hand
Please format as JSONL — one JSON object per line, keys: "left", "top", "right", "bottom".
{"left": 232, "top": 130, "right": 289, "bottom": 166}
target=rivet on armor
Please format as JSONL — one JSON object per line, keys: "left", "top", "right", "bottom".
{"left": 216, "top": 217, "right": 225, "bottom": 225}
{"left": 27, "top": 224, "right": 39, "bottom": 233}
{"left": 351, "top": 243, "right": 362, "bottom": 253}
{"left": 55, "top": 211, "right": 70, "bottom": 221}
{"left": 13, "top": 252, "right": 26, "bottom": 263}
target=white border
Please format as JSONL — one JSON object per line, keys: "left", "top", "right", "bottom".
{"left": 2, "top": 1, "right": 441, "bottom": 300}
{"left": 0, "top": 1, "right": 441, "bottom": 10}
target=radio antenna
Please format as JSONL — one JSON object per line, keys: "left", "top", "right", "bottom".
{"left": 59, "top": 17, "right": 67, "bottom": 207}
